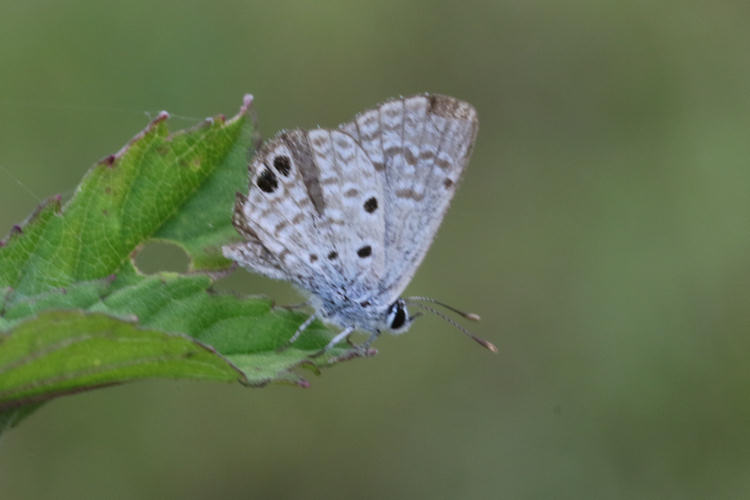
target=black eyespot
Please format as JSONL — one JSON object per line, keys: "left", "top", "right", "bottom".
{"left": 273, "top": 155, "right": 291, "bottom": 176}
{"left": 390, "top": 304, "right": 406, "bottom": 330}
{"left": 256, "top": 168, "right": 278, "bottom": 193}
{"left": 309, "top": 254, "right": 318, "bottom": 262}
{"left": 443, "top": 178, "right": 454, "bottom": 188}
{"left": 357, "top": 245, "right": 372, "bottom": 258}
{"left": 360, "top": 300, "right": 371, "bottom": 307}
{"left": 363, "top": 197, "right": 378, "bottom": 213}
{"left": 327, "top": 251, "right": 338, "bottom": 260}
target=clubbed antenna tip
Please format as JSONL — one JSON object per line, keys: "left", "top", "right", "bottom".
{"left": 406, "top": 299, "right": 496, "bottom": 354}
{"left": 473, "top": 336, "right": 498, "bottom": 353}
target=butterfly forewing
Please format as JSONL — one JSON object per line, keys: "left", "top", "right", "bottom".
{"left": 386, "top": 96, "right": 478, "bottom": 298}
{"left": 225, "top": 134, "right": 337, "bottom": 289}
{"left": 339, "top": 95, "right": 478, "bottom": 302}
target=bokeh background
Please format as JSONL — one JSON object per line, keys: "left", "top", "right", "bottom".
{"left": 2, "top": 1, "right": 750, "bottom": 498}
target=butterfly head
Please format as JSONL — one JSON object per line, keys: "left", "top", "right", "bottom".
{"left": 385, "top": 299, "right": 414, "bottom": 334}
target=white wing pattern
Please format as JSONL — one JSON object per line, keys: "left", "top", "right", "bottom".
{"left": 224, "top": 94, "right": 478, "bottom": 316}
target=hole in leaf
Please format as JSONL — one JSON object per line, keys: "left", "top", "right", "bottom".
{"left": 133, "top": 241, "right": 190, "bottom": 274}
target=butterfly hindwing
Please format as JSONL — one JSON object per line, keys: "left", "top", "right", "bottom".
{"left": 223, "top": 191, "right": 287, "bottom": 280}
{"left": 224, "top": 132, "right": 341, "bottom": 291}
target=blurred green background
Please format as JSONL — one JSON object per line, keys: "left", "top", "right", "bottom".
{"left": 2, "top": 1, "right": 750, "bottom": 498}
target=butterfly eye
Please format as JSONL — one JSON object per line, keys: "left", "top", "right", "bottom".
{"left": 388, "top": 300, "right": 408, "bottom": 331}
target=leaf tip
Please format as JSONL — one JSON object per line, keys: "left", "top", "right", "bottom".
{"left": 242, "top": 94, "right": 254, "bottom": 111}
{"left": 226, "top": 94, "right": 255, "bottom": 126}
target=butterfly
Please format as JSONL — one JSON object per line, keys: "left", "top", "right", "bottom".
{"left": 223, "top": 93, "right": 496, "bottom": 353}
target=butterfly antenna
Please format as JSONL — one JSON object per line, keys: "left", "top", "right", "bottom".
{"left": 407, "top": 301, "right": 497, "bottom": 353}
{"left": 405, "top": 296, "right": 481, "bottom": 321}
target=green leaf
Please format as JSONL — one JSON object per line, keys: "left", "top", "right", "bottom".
{"left": 0, "top": 310, "right": 243, "bottom": 412}
{"left": 0, "top": 97, "right": 254, "bottom": 294}
{"left": 0, "top": 95, "right": 371, "bottom": 430}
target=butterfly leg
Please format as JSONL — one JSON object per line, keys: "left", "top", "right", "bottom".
{"left": 311, "top": 326, "right": 355, "bottom": 357}
{"left": 358, "top": 330, "right": 380, "bottom": 351}
{"left": 277, "top": 313, "right": 317, "bottom": 352}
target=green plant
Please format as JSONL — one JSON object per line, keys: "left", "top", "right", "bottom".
{"left": 0, "top": 95, "right": 364, "bottom": 434}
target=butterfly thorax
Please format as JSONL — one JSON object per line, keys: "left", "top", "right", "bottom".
{"left": 305, "top": 286, "right": 401, "bottom": 334}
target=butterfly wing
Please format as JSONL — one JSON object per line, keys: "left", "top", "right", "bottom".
{"left": 225, "top": 94, "right": 477, "bottom": 319}
{"left": 339, "top": 94, "right": 478, "bottom": 303}
{"left": 304, "top": 128, "right": 387, "bottom": 295}
{"left": 224, "top": 132, "right": 333, "bottom": 288}
{"left": 226, "top": 198, "right": 288, "bottom": 281}
{"left": 223, "top": 128, "right": 387, "bottom": 306}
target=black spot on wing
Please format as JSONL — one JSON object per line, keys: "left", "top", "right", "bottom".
{"left": 364, "top": 197, "right": 378, "bottom": 213}
{"left": 357, "top": 245, "right": 372, "bottom": 258}
{"left": 256, "top": 168, "right": 278, "bottom": 193}
{"left": 273, "top": 155, "right": 291, "bottom": 176}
